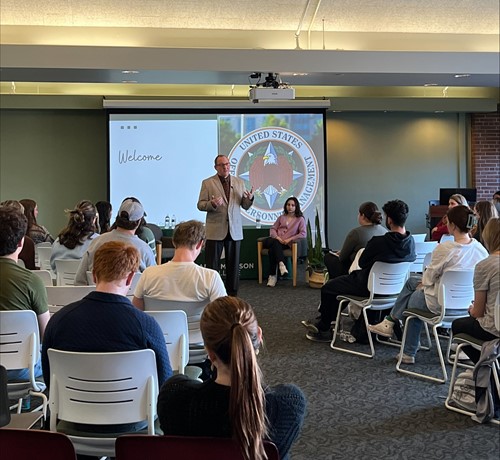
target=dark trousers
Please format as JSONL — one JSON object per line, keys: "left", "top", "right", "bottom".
{"left": 324, "top": 252, "right": 349, "bottom": 279}
{"left": 263, "top": 237, "right": 288, "bottom": 275}
{"left": 205, "top": 234, "right": 241, "bottom": 296}
{"left": 318, "top": 273, "right": 369, "bottom": 331}
{"left": 451, "top": 317, "right": 498, "bottom": 363}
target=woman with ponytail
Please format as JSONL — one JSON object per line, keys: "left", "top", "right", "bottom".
{"left": 50, "top": 200, "right": 100, "bottom": 272}
{"left": 157, "top": 296, "right": 306, "bottom": 460}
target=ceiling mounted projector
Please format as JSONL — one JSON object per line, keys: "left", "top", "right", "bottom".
{"left": 249, "top": 72, "right": 295, "bottom": 103}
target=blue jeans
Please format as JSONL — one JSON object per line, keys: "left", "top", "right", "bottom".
{"left": 401, "top": 288, "right": 431, "bottom": 357}
{"left": 391, "top": 275, "right": 423, "bottom": 320}
{"left": 7, "top": 358, "right": 43, "bottom": 381}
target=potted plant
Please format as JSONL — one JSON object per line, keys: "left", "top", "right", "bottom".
{"left": 306, "top": 209, "right": 327, "bottom": 288}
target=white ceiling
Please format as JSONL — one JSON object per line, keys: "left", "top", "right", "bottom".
{"left": 0, "top": 0, "right": 499, "bottom": 103}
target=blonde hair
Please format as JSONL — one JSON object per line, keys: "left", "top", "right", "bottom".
{"left": 93, "top": 241, "right": 139, "bottom": 283}
{"left": 201, "top": 297, "right": 267, "bottom": 460}
{"left": 482, "top": 218, "right": 500, "bottom": 253}
{"left": 449, "top": 194, "right": 469, "bottom": 207}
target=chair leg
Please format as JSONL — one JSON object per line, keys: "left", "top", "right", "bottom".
{"left": 257, "top": 241, "right": 263, "bottom": 284}
{"left": 331, "top": 304, "right": 376, "bottom": 358}
{"left": 397, "top": 318, "right": 448, "bottom": 383}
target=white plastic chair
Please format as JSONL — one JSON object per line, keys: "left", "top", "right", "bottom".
{"left": 36, "top": 245, "right": 54, "bottom": 277}
{"left": 144, "top": 297, "right": 207, "bottom": 364}
{"left": 54, "top": 259, "right": 81, "bottom": 286}
{"left": 86, "top": 271, "right": 140, "bottom": 295}
{"left": 444, "top": 315, "right": 500, "bottom": 424}
{"left": 48, "top": 348, "right": 158, "bottom": 457}
{"left": 46, "top": 286, "right": 96, "bottom": 315}
{"left": 145, "top": 310, "right": 189, "bottom": 374}
{"left": 34, "top": 242, "right": 52, "bottom": 269}
{"left": 397, "top": 269, "right": 474, "bottom": 383}
{"left": 330, "top": 261, "right": 411, "bottom": 358}
{"left": 412, "top": 233, "right": 426, "bottom": 243}
{"left": 0, "top": 310, "right": 47, "bottom": 419}
{"left": 409, "top": 241, "right": 438, "bottom": 273}
{"left": 31, "top": 269, "right": 53, "bottom": 287}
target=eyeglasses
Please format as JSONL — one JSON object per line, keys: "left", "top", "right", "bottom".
{"left": 216, "top": 162, "right": 230, "bottom": 167}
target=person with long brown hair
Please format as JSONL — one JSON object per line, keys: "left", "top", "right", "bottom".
{"left": 19, "top": 198, "right": 54, "bottom": 244}
{"left": 471, "top": 200, "right": 498, "bottom": 246}
{"left": 50, "top": 200, "right": 100, "bottom": 272}
{"left": 157, "top": 296, "right": 305, "bottom": 460}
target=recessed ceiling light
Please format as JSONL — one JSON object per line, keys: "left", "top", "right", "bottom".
{"left": 454, "top": 74, "right": 471, "bottom": 78}
{"left": 424, "top": 83, "right": 438, "bottom": 87}
{"left": 292, "top": 73, "right": 309, "bottom": 76}
{"left": 434, "top": 110, "right": 444, "bottom": 113}
{"left": 122, "top": 70, "right": 139, "bottom": 74}
{"left": 121, "top": 80, "right": 138, "bottom": 84}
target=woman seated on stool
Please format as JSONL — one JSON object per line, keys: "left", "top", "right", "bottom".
{"left": 452, "top": 218, "right": 500, "bottom": 363}
{"left": 157, "top": 296, "right": 306, "bottom": 460}
{"left": 263, "top": 196, "right": 306, "bottom": 287}
{"left": 324, "top": 201, "right": 386, "bottom": 279}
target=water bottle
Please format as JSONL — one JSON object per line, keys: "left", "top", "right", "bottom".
{"left": 255, "top": 217, "right": 261, "bottom": 229}
{"left": 171, "top": 214, "right": 176, "bottom": 229}
{"left": 164, "top": 214, "right": 170, "bottom": 229}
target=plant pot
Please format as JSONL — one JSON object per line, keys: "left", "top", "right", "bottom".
{"left": 308, "top": 270, "right": 326, "bottom": 289}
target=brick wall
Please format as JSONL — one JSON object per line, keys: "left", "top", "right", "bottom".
{"left": 471, "top": 110, "right": 500, "bottom": 201}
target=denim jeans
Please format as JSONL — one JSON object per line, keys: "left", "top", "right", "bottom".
{"left": 391, "top": 275, "right": 423, "bottom": 320}
{"left": 401, "top": 288, "right": 430, "bottom": 357}
{"left": 7, "top": 358, "right": 43, "bottom": 381}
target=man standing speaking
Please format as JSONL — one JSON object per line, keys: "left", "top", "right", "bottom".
{"left": 197, "top": 155, "right": 253, "bottom": 296}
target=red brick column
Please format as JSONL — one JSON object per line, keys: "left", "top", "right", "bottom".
{"left": 471, "top": 110, "right": 500, "bottom": 201}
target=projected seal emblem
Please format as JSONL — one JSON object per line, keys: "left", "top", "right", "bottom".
{"left": 229, "top": 127, "right": 319, "bottom": 225}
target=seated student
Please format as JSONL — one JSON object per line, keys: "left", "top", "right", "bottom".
{"left": 262, "top": 197, "right": 306, "bottom": 287}
{"left": 74, "top": 198, "right": 156, "bottom": 285}
{"left": 493, "top": 191, "right": 500, "bottom": 215}
{"left": 369, "top": 205, "right": 488, "bottom": 363}
{"left": 95, "top": 200, "right": 112, "bottom": 234}
{"left": 302, "top": 199, "right": 416, "bottom": 342}
{"left": 0, "top": 200, "right": 37, "bottom": 270}
{"left": 19, "top": 198, "right": 54, "bottom": 245}
{"left": 324, "top": 201, "right": 387, "bottom": 279}
{"left": 50, "top": 200, "right": 100, "bottom": 272}
{"left": 471, "top": 200, "right": 498, "bottom": 247}
{"left": 157, "top": 296, "right": 306, "bottom": 460}
{"left": 42, "top": 241, "right": 172, "bottom": 434}
{"left": 132, "top": 219, "right": 226, "bottom": 310}
{"left": 0, "top": 206, "right": 49, "bottom": 380}
{"left": 452, "top": 218, "right": 500, "bottom": 363}
{"left": 431, "top": 193, "right": 469, "bottom": 242}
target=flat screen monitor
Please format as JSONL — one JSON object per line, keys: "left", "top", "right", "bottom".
{"left": 439, "top": 188, "right": 477, "bottom": 205}
{"left": 107, "top": 109, "right": 327, "bottom": 244}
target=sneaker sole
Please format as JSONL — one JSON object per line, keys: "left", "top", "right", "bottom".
{"left": 305, "top": 332, "right": 332, "bottom": 343}
{"left": 367, "top": 327, "right": 393, "bottom": 338}
{"left": 301, "top": 321, "right": 319, "bottom": 334}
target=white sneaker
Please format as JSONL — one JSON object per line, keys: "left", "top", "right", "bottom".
{"left": 396, "top": 353, "right": 415, "bottom": 364}
{"left": 278, "top": 261, "right": 288, "bottom": 276}
{"left": 368, "top": 318, "right": 395, "bottom": 338}
{"left": 267, "top": 275, "right": 277, "bottom": 287}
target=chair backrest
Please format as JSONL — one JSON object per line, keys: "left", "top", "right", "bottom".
{"left": 46, "top": 286, "right": 96, "bottom": 314}
{"left": 0, "top": 310, "right": 40, "bottom": 387}
{"left": 48, "top": 348, "right": 158, "bottom": 433}
{"left": 409, "top": 241, "right": 438, "bottom": 273}
{"left": 145, "top": 310, "right": 189, "bottom": 374}
{"left": 145, "top": 223, "right": 163, "bottom": 242}
{"left": 439, "top": 234, "right": 454, "bottom": 243}
{"left": 412, "top": 233, "right": 427, "bottom": 243}
{"left": 368, "top": 261, "right": 411, "bottom": 297}
{"left": 86, "top": 271, "right": 140, "bottom": 296}
{"left": 0, "top": 427, "right": 77, "bottom": 459}
{"left": 438, "top": 269, "right": 474, "bottom": 324}
{"left": 0, "top": 364, "right": 11, "bottom": 427}
{"left": 55, "top": 259, "right": 81, "bottom": 286}
{"left": 36, "top": 245, "right": 53, "bottom": 272}
{"left": 115, "top": 435, "right": 279, "bottom": 460}
{"left": 144, "top": 297, "right": 207, "bottom": 345}
{"left": 32, "top": 269, "right": 54, "bottom": 287}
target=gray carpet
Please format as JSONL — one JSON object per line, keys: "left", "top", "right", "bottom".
{"left": 238, "top": 267, "right": 500, "bottom": 460}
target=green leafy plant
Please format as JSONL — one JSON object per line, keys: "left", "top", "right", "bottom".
{"left": 306, "top": 209, "right": 326, "bottom": 272}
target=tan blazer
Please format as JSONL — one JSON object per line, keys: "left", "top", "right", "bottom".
{"left": 197, "top": 174, "right": 253, "bottom": 241}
